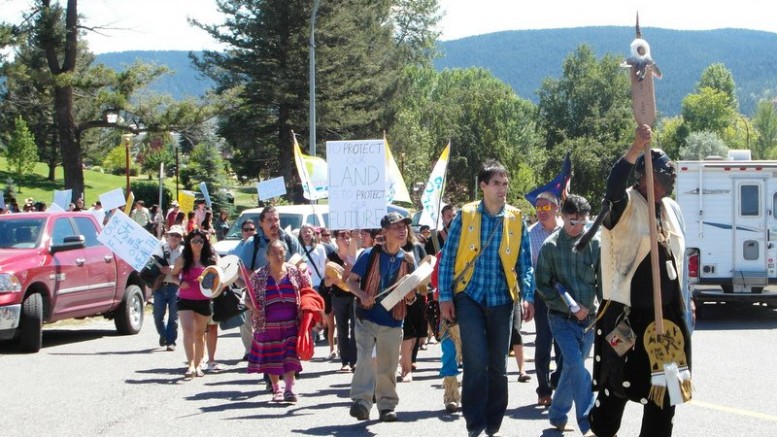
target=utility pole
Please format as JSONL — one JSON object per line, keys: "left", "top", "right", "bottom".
{"left": 309, "top": 0, "right": 321, "bottom": 156}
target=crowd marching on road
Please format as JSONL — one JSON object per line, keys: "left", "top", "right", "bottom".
{"left": 2, "top": 132, "right": 700, "bottom": 436}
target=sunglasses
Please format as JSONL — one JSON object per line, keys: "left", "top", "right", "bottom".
{"left": 242, "top": 227, "right": 256, "bottom": 232}
{"left": 321, "top": 233, "right": 330, "bottom": 237}
{"left": 190, "top": 239, "right": 205, "bottom": 245}
{"left": 569, "top": 218, "right": 588, "bottom": 226}
{"left": 536, "top": 204, "right": 556, "bottom": 212}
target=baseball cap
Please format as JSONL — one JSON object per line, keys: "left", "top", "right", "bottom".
{"left": 380, "top": 212, "right": 411, "bottom": 229}
{"left": 170, "top": 200, "right": 179, "bottom": 207}
{"left": 167, "top": 225, "right": 184, "bottom": 236}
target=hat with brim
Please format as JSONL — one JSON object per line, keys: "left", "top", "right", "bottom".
{"left": 166, "top": 225, "right": 184, "bottom": 236}
{"left": 380, "top": 212, "right": 411, "bottom": 229}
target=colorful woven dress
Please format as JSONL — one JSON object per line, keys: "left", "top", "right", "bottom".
{"left": 247, "top": 264, "right": 309, "bottom": 375}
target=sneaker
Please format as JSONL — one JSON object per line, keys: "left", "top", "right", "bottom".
{"left": 349, "top": 402, "right": 369, "bottom": 420}
{"left": 271, "top": 390, "right": 284, "bottom": 402}
{"left": 379, "top": 409, "right": 397, "bottom": 422}
{"left": 284, "top": 391, "right": 298, "bottom": 403}
{"left": 166, "top": 344, "right": 176, "bottom": 352}
{"left": 445, "top": 402, "right": 460, "bottom": 413}
{"left": 207, "top": 361, "right": 224, "bottom": 372}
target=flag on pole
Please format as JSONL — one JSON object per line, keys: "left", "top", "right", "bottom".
{"left": 384, "top": 135, "right": 412, "bottom": 204}
{"left": 525, "top": 151, "right": 572, "bottom": 206}
{"left": 293, "top": 135, "right": 328, "bottom": 200}
{"left": 419, "top": 143, "right": 451, "bottom": 229}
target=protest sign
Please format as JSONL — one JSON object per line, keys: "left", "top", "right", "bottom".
{"left": 327, "top": 139, "right": 386, "bottom": 230}
{"left": 257, "top": 177, "right": 286, "bottom": 201}
{"left": 99, "top": 188, "right": 126, "bottom": 211}
{"left": 199, "top": 182, "right": 212, "bottom": 208}
{"left": 53, "top": 189, "right": 72, "bottom": 210}
{"left": 97, "top": 210, "right": 160, "bottom": 272}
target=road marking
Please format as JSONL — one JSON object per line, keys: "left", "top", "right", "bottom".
{"left": 690, "top": 400, "right": 777, "bottom": 422}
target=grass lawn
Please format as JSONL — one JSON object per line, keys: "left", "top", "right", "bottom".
{"left": 0, "top": 157, "right": 257, "bottom": 213}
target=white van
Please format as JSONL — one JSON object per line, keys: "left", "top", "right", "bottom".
{"left": 213, "top": 204, "right": 408, "bottom": 255}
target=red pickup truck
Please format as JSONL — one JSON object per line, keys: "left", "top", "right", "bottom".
{"left": 0, "top": 211, "right": 149, "bottom": 352}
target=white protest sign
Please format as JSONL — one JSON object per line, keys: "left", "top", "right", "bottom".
{"left": 257, "top": 177, "right": 286, "bottom": 201}
{"left": 327, "top": 139, "right": 386, "bottom": 230}
{"left": 48, "top": 203, "right": 65, "bottom": 212}
{"left": 98, "top": 210, "right": 160, "bottom": 272}
{"left": 53, "top": 189, "right": 72, "bottom": 210}
{"left": 99, "top": 188, "right": 127, "bottom": 211}
{"left": 199, "top": 182, "right": 212, "bottom": 208}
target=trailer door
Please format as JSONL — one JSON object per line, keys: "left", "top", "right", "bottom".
{"left": 732, "top": 179, "right": 768, "bottom": 292}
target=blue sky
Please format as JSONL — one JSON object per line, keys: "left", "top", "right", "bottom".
{"left": 2, "top": 0, "right": 775, "bottom": 54}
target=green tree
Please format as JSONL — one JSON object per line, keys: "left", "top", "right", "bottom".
{"left": 752, "top": 100, "right": 777, "bottom": 159}
{"left": 655, "top": 116, "right": 686, "bottom": 160}
{"left": 5, "top": 116, "right": 39, "bottom": 186}
{"left": 697, "top": 63, "right": 738, "bottom": 111}
{"left": 191, "top": 0, "right": 440, "bottom": 199}
{"left": 681, "top": 87, "right": 736, "bottom": 135}
{"left": 535, "top": 44, "right": 634, "bottom": 204}
{"left": 680, "top": 130, "right": 728, "bottom": 160}
{"left": 389, "top": 66, "right": 540, "bottom": 205}
{"left": 102, "top": 145, "right": 137, "bottom": 176}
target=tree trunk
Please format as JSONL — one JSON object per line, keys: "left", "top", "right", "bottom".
{"left": 54, "top": 86, "right": 83, "bottom": 201}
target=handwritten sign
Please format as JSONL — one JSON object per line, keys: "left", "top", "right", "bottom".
{"left": 327, "top": 139, "right": 386, "bottom": 230}
{"left": 178, "top": 190, "right": 195, "bottom": 213}
{"left": 99, "top": 188, "right": 126, "bottom": 211}
{"left": 53, "top": 189, "right": 72, "bottom": 210}
{"left": 199, "top": 182, "right": 212, "bottom": 208}
{"left": 98, "top": 210, "right": 160, "bottom": 272}
{"left": 257, "top": 177, "right": 286, "bottom": 201}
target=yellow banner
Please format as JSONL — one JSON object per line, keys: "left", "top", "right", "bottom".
{"left": 178, "top": 191, "right": 195, "bottom": 213}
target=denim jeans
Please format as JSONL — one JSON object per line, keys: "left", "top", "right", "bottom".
{"left": 153, "top": 283, "right": 179, "bottom": 346}
{"left": 534, "top": 295, "right": 563, "bottom": 397}
{"left": 332, "top": 294, "right": 357, "bottom": 367}
{"left": 547, "top": 312, "right": 595, "bottom": 433}
{"left": 455, "top": 292, "right": 514, "bottom": 435}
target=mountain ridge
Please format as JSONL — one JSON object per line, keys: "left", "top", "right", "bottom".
{"left": 96, "top": 27, "right": 777, "bottom": 116}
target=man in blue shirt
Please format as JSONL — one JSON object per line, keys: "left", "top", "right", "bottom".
{"left": 347, "top": 212, "right": 416, "bottom": 423}
{"left": 438, "top": 160, "right": 534, "bottom": 437}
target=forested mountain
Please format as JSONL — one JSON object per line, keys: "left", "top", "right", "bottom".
{"left": 96, "top": 27, "right": 777, "bottom": 116}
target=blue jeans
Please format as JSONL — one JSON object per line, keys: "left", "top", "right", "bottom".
{"left": 153, "top": 283, "right": 179, "bottom": 346}
{"left": 534, "top": 295, "right": 563, "bottom": 397}
{"left": 548, "top": 312, "right": 595, "bottom": 433}
{"left": 455, "top": 293, "right": 513, "bottom": 435}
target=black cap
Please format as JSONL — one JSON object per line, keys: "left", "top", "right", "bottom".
{"left": 380, "top": 212, "right": 411, "bottom": 229}
{"left": 635, "top": 148, "right": 675, "bottom": 177}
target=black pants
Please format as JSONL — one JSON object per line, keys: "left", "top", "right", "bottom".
{"left": 589, "top": 390, "right": 675, "bottom": 437}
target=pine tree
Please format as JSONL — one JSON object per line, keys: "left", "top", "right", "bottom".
{"left": 5, "top": 116, "right": 39, "bottom": 189}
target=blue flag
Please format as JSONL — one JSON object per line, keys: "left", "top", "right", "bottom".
{"left": 525, "top": 152, "right": 572, "bottom": 206}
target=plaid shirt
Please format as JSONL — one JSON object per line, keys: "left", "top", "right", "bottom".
{"left": 439, "top": 202, "right": 534, "bottom": 306}
{"left": 535, "top": 227, "right": 601, "bottom": 314}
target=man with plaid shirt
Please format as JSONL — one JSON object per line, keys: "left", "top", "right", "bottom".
{"left": 439, "top": 160, "right": 534, "bottom": 437}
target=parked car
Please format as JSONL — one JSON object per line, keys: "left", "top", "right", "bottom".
{"left": 213, "top": 203, "right": 409, "bottom": 255}
{"left": 0, "top": 212, "right": 149, "bottom": 352}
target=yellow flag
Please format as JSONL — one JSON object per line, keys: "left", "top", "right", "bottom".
{"left": 293, "top": 136, "right": 328, "bottom": 200}
{"left": 384, "top": 136, "right": 412, "bottom": 204}
{"left": 419, "top": 143, "right": 451, "bottom": 229}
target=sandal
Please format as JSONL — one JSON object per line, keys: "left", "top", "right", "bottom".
{"left": 183, "top": 368, "right": 196, "bottom": 380}
{"left": 195, "top": 367, "right": 205, "bottom": 377}
{"left": 284, "top": 391, "right": 298, "bottom": 403}
{"left": 271, "top": 390, "right": 284, "bottom": 402}
{"left": 337, "top": 365, "right": 352, "bottom": 373}
{"left": 518, "top": 372, "right": 531, "bottom": 383}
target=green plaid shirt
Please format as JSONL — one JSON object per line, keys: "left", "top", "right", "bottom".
{"left": 535, "top": 228, "right": 601, "bottom": 314}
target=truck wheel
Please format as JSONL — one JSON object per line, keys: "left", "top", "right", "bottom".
{"left": 19, "top": 293, "right": 43, "bottom": 353}
{"left": 115, "top": 285, "right": 144, "bottom": 335}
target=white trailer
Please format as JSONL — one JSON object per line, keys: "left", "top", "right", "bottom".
{"left": 676, "top": 155, "right": 777, "bottom": 308}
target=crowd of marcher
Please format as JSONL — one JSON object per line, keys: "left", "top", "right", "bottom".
{"left": 4, "top": 124, "right": 692, "bottom": 436}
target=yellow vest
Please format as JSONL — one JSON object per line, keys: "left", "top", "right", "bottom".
{"left": 453, "top": 201, "right": 523, "bottom": 301}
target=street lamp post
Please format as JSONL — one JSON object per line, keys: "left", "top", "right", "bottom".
{"left": 122, "top": 134, "right": 133, "bottom": 196}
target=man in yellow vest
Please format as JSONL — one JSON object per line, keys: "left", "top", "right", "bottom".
{"left": 438, "top": 160, "right": 535, "bottom": 437}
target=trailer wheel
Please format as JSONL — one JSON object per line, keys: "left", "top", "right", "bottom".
{"left": 115, "top": 285, "right": 144, "bottom": 335}
{"left": 19, "top": 293, "right": 43, "bottom": 352}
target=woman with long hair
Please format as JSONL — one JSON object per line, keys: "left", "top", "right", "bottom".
{"left": 322, "top": 229, "right": 358, "bottom": 372}
{"left": 171, "top": 229, "right": 218, "bottom": 379}
{"left": 246, "top": 239, "right": 311, "bottom": 403}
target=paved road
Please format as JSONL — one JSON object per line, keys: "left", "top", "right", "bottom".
{"left": 2, "top": 302, "right": 777, "bottom": 436}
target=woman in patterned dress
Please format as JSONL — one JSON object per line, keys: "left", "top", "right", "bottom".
{"left": 245, "top": 239, "right": 311, "bottom": 403}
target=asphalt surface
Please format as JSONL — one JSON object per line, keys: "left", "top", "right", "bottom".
{"left": 2, "top": 302, "right": 777, "bottom": 436}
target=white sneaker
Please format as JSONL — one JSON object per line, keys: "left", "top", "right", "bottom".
{"left": 207, "top": 361, "right": 224, "bottom": 372}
